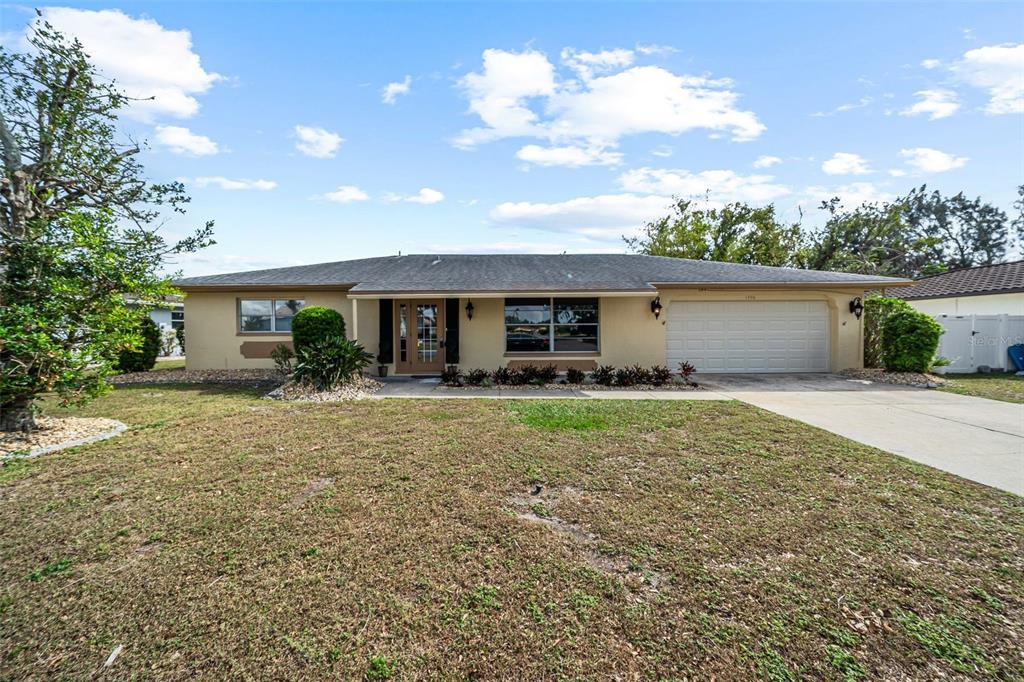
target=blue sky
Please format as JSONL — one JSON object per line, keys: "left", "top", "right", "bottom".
{"left": 2, "top": 2, "right": 1022, "bottom": 276}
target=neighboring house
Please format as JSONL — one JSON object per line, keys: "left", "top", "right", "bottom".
{"left": 174, "top": 254, "right": 908, "bottom": 374}
{"left": 149, "top": 303, "right": 185, "bottom": 332}
{"left": 887, "top": 260, "right": 1024, "bottom": 316}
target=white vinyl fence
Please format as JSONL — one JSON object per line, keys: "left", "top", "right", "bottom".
{"left": 932, "top": 314, "right": 1024, "bottom": 374}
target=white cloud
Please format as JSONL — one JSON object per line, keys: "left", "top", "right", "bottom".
{"left": 192, "top": 176, "right": 276, "bottom": 191}
{"left": 822, "top": 152, "right": 872, "bottom": 175}
{"left": 560, "top": 47, "right": 634, "bottom": 80}
{"left": 385, "top": 188, "right": 445, "bottom": 204}
{"left": 635, "top": 43, "right": 678, "bottom": 57}
{"left": 454, "top": 47, "right": 765, "bottom": 154}
{"left": 490, "top": 193, "right": 672, "bottom": 241}
{"left": 154, "top": 126, "right": 219, "bottom": 155}
{"left": 798, "top": 183, "right": 894, "bottom": 210}
{"left": 294, "top": 125, "right": 344, "bottom": 158}
{"left": 33, "top": 8, "right": 221, "bottom": 121}
{"left": 900, "top": 147, "right": 968, "bottom": 173}
{"left": 921, "top": 58, "right": 942, "bottom": 70}
{"left": 382, "top": 75, "right": 412, "bottom": 104}
{"left": 951, "top": 43, "right": 1024, "bottom": 114}
{"left": 618, "top": 168, "right": 791, "bottom": 203}
{"left": 323, "top": 185, "right": 369, "bottom": 203}
{"left": 888, "top": 169, "right": 907, "bottom": 177}
{"left": 650, "top": 145, "right": 674, "bottom": 157}
{"left": 516, "top": 144, "right": 622, "bottom": 167}
{"left": 752, "top": 155, "right": 782, "bottom": 168}
{"left": 899, "top": 89, "right": 960, "bottom": 120}
{"left": 811, "top": 97, "right": 872, "bottom": 117}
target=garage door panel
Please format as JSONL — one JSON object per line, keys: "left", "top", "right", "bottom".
{"left": 666, "top": 300, "right": 831, "bottom": 373}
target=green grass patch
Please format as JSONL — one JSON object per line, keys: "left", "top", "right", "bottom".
{"left": 938, "top": 373, "right": 1024, "bottom": 404}
{"left": 1, "top": 387, "right": 1019, "bottom": 679}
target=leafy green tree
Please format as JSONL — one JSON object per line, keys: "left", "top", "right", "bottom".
{"left": 625, "top": 199, "right": 803, "bottom": 267}
{"left": 903, "top": 185, "right": 1009, "bottom": 271}
{"left": 1012, "top": 184, "right": 1024, "bottom": 245}
{"left": 798, "top": 198, "right": 925, "bottom": 277}
{"left": 0, "top": 19, "right": 212, "bottom": 431}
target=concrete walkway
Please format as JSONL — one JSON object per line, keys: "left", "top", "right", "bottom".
{"left": 374, "top": 374, "right": 1024, "bottom": 495}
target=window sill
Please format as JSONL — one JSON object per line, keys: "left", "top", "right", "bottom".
{"left": 504, "top": 351, "right": 600, "bottom": 357}
{"left": 235, "top": 331, "right": 293, "bottom": 337}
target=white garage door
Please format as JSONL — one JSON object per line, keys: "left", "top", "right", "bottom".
{"left": 666, "top": 301, "right": 830, "bottom": 373}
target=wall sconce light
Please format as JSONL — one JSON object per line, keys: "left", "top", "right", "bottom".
{"left": 849, "top": 296, "right": 864, "bottom": 319}
{"left": 650, "top": 296, "right": 663, "bottom": 319}
{"left": 465, "top": 299, "right": 475, "bottom": 321}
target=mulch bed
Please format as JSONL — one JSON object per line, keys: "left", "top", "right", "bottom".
{"left": 109, "top": 368, "right": 285, "bottom": 386}
{"left": 0, "top": 417, "right": 126, "bottom": 458}
{"left": 264, "top": 375, "right": 383, "bottom": 401}
{"left": 839, "top": 368, "right": 946, "bottom": 388}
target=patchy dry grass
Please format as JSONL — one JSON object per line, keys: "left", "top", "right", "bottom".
{"left": 1, "top": 386, "right": 1022, "bottom": 680}
{"left": 938, "top": 373, "right": 1024, "bottom": 404}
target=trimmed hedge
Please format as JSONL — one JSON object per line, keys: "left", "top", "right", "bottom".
{"left": 291, "top": 306, "right": 346, "bottom": 355}
{"left": 117, "top": 316, "right": 161, "bottom": 373}
{"left": 881, "top": 309, "right": 943, "bottom": 373}
{"left": 863, "top": 295, "right": 914, "bottom": 368}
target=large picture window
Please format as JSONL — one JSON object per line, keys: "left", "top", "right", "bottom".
{"left": 505, "top": 297, "right": 598, "bottom": 353}
{"left": 239, "top": 298, "right": 305, "bottom": 333}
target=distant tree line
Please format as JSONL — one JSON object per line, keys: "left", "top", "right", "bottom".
{"left": 626, "top": 184, "right": 1024, "bottom": 279}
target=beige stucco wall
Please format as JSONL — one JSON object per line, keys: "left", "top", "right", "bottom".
{"left": 184, "top": 288, "right": 868, "bottom": 373}
{"left": 908, "top": 293, "right": 1024, "bottom": 317}
{"left": 183, "top": 290, "right": 352, "bottom": 370}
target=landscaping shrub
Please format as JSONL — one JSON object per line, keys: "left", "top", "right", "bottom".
{"left": 291, "top": 306, "right": 346, "bottom": 356}
{"left": 440, "top": 365, "right": 463, "bottom": 386}
{"left": 566, "top": 367, "right": 586, "bottom": 384}
{"left": 536, "top": 364, "right": 558, "bottom": 384}
{"left": 116, "top": 317, "right": 161, "bottom": 373}
{"left": 649, "top": 365, "right": 672, "bottom": 386}
{"left": 293, "top": 336, "right": 373, "bottom": 390}
{"left": 464, "top": 368, "right": 490, "bottom": 386}
{"left": 625, "top": 364, "right": 653, "bottom": 385}
{"left": 514, "top": 364, "right": 538, "bottom": 385}
{"left": 492, "top": 366, "right": 515, "bottom": 385}
{"left": 270, "top": 343, "right": 295, "bottom": 374}
{"left": 175, "top": 326, "right": 185, "bottom": 355}
{"left": 881, "top": 309, "right": 943, "bottom": 373}
{"left": 864, "top": 295, "right": 914, "bottom": 368}
{"left": 159, "top": 328, "right": 178, "bottom": 357}
{"left": 677, "top": 361, "right": 697, "bottom": 384}
{"left": 614, "top": 367, "right": 635, "bottom": 387}
{"left": 590, "top": 365, "right": 616, "bottom": 386}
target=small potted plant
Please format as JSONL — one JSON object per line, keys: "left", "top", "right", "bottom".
{"left": 376, "top": 340, "right": 391, "bottom": 377}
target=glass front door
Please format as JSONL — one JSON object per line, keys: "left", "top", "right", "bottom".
{"left": 394, "top": 299, "right": 445, "bottom": 373}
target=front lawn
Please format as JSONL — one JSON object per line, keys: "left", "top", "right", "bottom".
{"left": 2, "top": 387, "right": 1021, "bottom": 679}
{"left": 938, "top": 373, "right": 1024, "bottom": 404}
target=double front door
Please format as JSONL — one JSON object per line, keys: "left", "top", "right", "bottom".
{"left": 394, "top": 299, "right": 445, "bottom": 374}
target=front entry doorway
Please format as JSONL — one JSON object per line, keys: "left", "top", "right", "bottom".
{"left": 394, "top": 299, "right": 445, "bottom": 374}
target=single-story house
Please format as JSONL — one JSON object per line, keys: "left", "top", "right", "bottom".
{"left": 884, "top": 260, "right": 1024, "bottom": 316}
{"left": 174, "top": 254, "right": 908, "bottom": 375}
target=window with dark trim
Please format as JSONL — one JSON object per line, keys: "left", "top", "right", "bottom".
{"left": 239, "top": 299, "right": 305, "bottom": 333}
{"left": 171, "top": 307, "right": 184, "bottom": 331}
{"left": 504, "top": 297, "right": 598, "bottom": 352}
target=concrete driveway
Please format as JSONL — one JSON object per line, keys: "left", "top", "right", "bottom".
{"left": 703, "top": 374, "right": 1024, "bottom": 496}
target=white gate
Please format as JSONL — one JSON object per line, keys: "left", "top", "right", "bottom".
{"left": 934, "top": 314, "right": 1024, "bottom": 373}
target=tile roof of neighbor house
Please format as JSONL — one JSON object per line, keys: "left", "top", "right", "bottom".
{"left": 174, "top": 254, "right": 910, "bottom": 293}
{"left": 891, "top": 260, "right": 1024, "bottom": 300}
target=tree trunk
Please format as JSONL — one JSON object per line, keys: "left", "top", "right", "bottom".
{"left": 1, "top": 397, "right": 36, "bottom": 433}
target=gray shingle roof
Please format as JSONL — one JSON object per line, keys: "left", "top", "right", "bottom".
{"left": 174, "top": 254, "right": 909, "bottom": 292}
{"left": 893, "top": 260, "right": 1024, "bottom": 300}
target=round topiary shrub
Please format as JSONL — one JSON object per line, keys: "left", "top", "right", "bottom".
{"left": 291, "top": 306, "right": 346, "bottom": 355}
{"left": 117, "top": 316, "right": 161, "bottom": 373}
{"left": 881, "top": 309, "right": 943, "bottom": 373}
